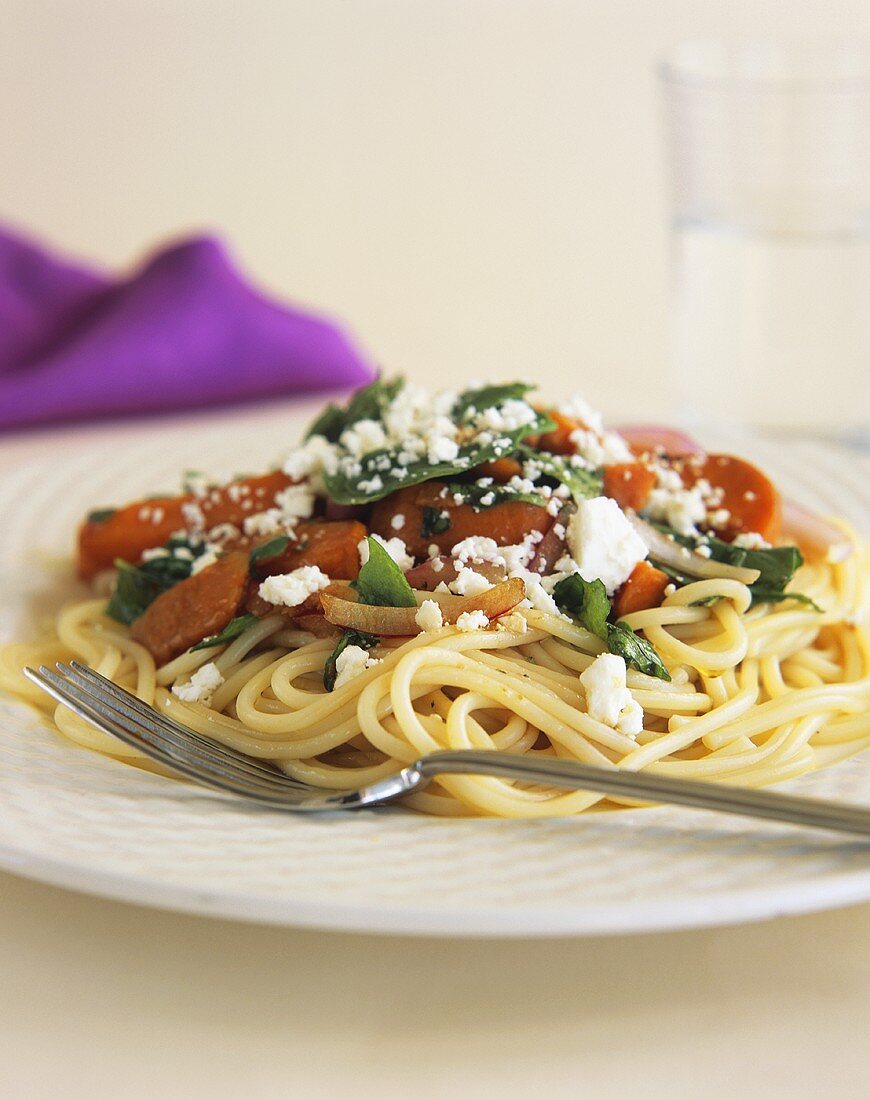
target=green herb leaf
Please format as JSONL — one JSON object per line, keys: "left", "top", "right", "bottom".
{"left": 248, "top": 536, "right": 291, "bottom": 576}
{"left": 304, "top": 377, "right": 406, "bottom": 442}
{"left": 104, "top": 536, "right": 209, "bottom": 624}
{"left": 191, "top": 614, "right": 260, "bottom": 652}
{"left": 605, "top": 622, "right": 671, "bottom": 680}
{"left": 443, "top": 482, "right": 549, "bottom": 511}
{"left": 551, "top": 574, "right": 610, "bottom": 640}
{"left": 323, "top": 630, "right": 378, "bottom": 691}
{"left": 452, "top": 382, "right": 538, "bottom": 422}
{"left": 516, "top": 445, "right": 603, "bottom": 503}
{"left": 421, "top": 506, "right": 452, "bottom": 538}
{"left": 552, "top": 573, "right": 671, "bottom": 680}
{"left": 353, "top": 536, "right": 417, "bottom": 607}
{"left": 653, "top": 527, "right": 812, "bottom": 608}
{"left": 86, "top": 508, "right": 117, "bottom": 524}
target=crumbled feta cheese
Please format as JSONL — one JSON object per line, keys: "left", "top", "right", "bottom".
{"left": 566, "top": 497, "right": 648, "bottom": 595}
{"left": 334, "top": 645, "right": 383, "bottom": 689}
{"left": 243, "top": 510, "right": 286, "bottom": 537}
{"left": 358, "top": 534, "right": 414, "bottom": 572}
{"left": 190, "top": 549, "right": 219, "bottom": 575}
{"left": 456, "top": 609, "right": 490, "bottom": 632}
{"left": 579, "top": 653, "right": 644, "bottom": 737}
{"left": 258, "top": 566, "right": 330, "bottom": 608}
{"left": 732, "top": 531, "right": 771, "bottom": 550}
{"left": 706, "top": 508, "right": 731, "bottom": 529}
{"left": 497, "top": 610, "right": 528, "bottom": 634}
{"left": 695, "top": 543, "right": 713, "bottom": 558}
{"left": 181, "top": 500, "right": 205, "bottom": 533}
{"left": 569, "top": 427, "right": 634, "bottom": 467}
{"left": 427, "top": 435, "right": 460, "bottom": 464}
{"left": 390, "top": 513, "right": 406, "bottom": 531}
{"left": 357, "top": 475, "right": 384, "bottom": 494}
{"left": 274, "top": 484, "right": 315, "bottom": 520}
{"left": 451, "top": 567, "right": 494, "bottom": 597}
{"left": 172, "top": 662, "right": 224, "bottom": 705}
{"left": 451, "top": 536, "right": 503, "bottom": 565}
{"left": 141, "top": 547, "right": 170, "bottom": 561}
{"left": 415, "top": 599, "right": 444, "bottom": 632}
{"left": 339, "top": 418, "right": 387, "bottom": 457}
{"left": 664, "top": 583, "right": 677, "bottom": 597}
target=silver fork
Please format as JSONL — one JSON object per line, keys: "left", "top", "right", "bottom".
{"left": 24, "top": 661, "right": 870, "bottom": 837}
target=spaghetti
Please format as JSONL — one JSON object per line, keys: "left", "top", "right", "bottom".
{"left": 3, "top": 378, "right": 869, "bottom": 817}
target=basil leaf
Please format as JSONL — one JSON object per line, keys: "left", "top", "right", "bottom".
{"left": 552, "top": 572, "right": 671, "bottom": 680}
{"left": 191, "top": 614, "right": 260, "bottom": 652}
{"left": 605, "top": 622, "right": 671, "bottom": 681}
{"left": 516, "top": 445, "right": 603, "bottom": 502}
{"left": 323, "top": 630, "right": 378, "bottom": 691}
{"left": 552, "top": 574, "right": 610, "bottom": 640}
{"left": 353, "top": 536, "right": 417, "bottom": 607}
{"left": 304, "top": 403, "right": 346, "bottom": 442}
{"left": 304, "top": 377, "right": 406, "bottom": 443}
{"left": 421, "top": 506, "right": 452, "bottom": 538}
{"left": 87, "top": 508, "right": 116, "bottom": 524}
{"left": 248, "top": 536, "right": 291, "bottom": 576}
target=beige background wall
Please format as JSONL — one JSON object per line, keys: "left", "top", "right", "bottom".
{"left": 3, "top": 0, "right": 869, "bottom": 420}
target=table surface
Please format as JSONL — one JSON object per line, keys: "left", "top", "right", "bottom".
{"left": 2, "top": 403, "right": 869, "bottom": 1098}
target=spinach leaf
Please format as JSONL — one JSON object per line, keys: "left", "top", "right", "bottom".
{"left": 323, "top": 630, "right": 378, "bottom": 691}
{"left": 654, "top": 527, "right": 811, "bottom": 608}
{"left": 191, "top": 614, "right": 260, "bottom": 652}
{"left": 605, "top": 622, "right": 671, "bottom": 681}
{"left": 86, "top": 508, "right": 116, "bottom": 524}
{"left": 551, "top": 574, "right": 611, "bottom": 640}
{"left": 515, "top": 445, "right": 603, "bottom": 502}
{"left": 304, "top": 377, "right": 405, "bottom": 442}
{"left": 324, "top": 411, "right": 554, "bottom": 505}
{"left": 443, "top": 482, "right": 549, "bottom": 511}
{"left": 353, "top": 536, "right": 417, "bottom": 607}
{"left": 248, "top": 536, "right": 291, "bottom": 576}
{"left": 104, "top": 536, "right": 208, "bottom": 624}
{"left": 421, "top": 506, "right": 452, "bottom": 538}
{"left": 552, "top": 573, "right": 671, "bottom": 680}
{"left": 452, "top": 382, "right": 539, "bottom": 422}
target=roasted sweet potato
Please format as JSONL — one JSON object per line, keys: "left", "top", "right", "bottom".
{"left": 78, "top": 471, "right": 294, "bottom": 580}
{"left": 612, "top": 560, "right": 670, "bottom": 619}
{"left": 130, "top": 551, "right": 249, "bottom": 665}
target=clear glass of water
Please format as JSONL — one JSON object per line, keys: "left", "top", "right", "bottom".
{"left": 659, "top": 42, "right": 870, "bottom": 446}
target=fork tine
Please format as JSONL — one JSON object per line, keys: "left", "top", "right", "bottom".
{"left": 28, "top": 666, "right": 302, "bottom": 800}
{"left": 65, "top": 660, "right": 307, "bottom": 787}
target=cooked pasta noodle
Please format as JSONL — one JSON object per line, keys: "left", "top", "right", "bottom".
{"left": 4, "top": 524, "right": 868, "bottom": 817}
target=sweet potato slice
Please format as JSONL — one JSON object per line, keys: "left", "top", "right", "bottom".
{"left": 677, "top": 454, "right": 781, "bottom": 542}
{"left": 603, "top": 462, "right": 657, "bottom": 513}
{"left": 78, "top": 471, "right": 294, "bottom": 580}
{"left": 130, "top": 551, "right": 249, "bottom": 665}
{"left": 612, "top": 560, "right": 670, "bottom": 619}
{"left": 369, "top": 484, "right": 552, "bottom": 559}
{"left": 249, "top": 520, "right": 367, "bottom": 582}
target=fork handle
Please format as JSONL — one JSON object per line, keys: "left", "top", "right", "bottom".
{"left": 411, "top": 751, "right": 870, "bottom": 837}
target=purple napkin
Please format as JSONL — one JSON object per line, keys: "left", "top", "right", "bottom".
{"left": 0, "top": 226, "right": 375, "bottom": 431}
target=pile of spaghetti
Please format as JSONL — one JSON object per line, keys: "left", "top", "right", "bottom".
{"left": 3, "top": 378, "right": 868, "bottom": 816}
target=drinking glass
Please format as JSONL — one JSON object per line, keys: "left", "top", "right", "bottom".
{"left": 659, "top": 42, "right": 870, "bottom": 446}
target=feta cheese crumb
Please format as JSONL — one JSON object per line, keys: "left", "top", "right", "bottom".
{"left": 415, "top": 599, "right": 444, "bottom": 632}
{"left": 190, "top": 549, "right": 220, "bottom": 575}
{"left": 579, "top": 653, "right": 643, "bottom": 737}
{"left": 451, "top": 567, "right": 493, "bottom": 597}
{"left": 497, "top": 610, "right": 528, "bottom": 634}
{"left": 456, "top": 609, "right": 490, "bottom": 632}
{"left": 172, "top": 662, "right": 224, "bottom": 705}
{"left": 334, "top": 645, "right": 383, "bottom": 689}
{"left": 732, "top": 531, "right": 771, "bottom": 550}
{"left": 258, "top": 566, "right": 330, "bottom": 608}
{"left": 566, "top": 497, "right": 648, "bottom": 595}
{"left": 390, "top": 513, "right": 406, "bottom": 531}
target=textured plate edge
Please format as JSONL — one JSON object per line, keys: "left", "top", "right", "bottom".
{"left": 2, "top": 841, "right": 869, "bottom": 937}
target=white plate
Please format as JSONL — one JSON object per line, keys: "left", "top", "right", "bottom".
{"left": 1, "top": 415, "right": 869, "bottom": 936}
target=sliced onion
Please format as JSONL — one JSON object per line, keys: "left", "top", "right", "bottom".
{"left": 628, "top": 513, "right": 761, "bottom": 584}
{"left": 782, "top": 500, "right": 853, "bottom": 564}
{"left": 320, "top": 578, "right": 525, "bottom": 636}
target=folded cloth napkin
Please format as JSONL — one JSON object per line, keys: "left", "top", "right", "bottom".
{"left": 0, "top": 226, "right": 375, "bottom": 431}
